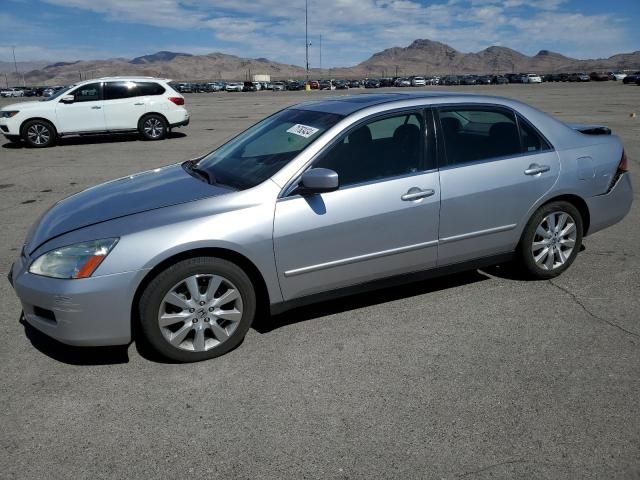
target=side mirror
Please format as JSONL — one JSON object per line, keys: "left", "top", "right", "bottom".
{"left": 298, "top": 168, "right": 339, "bottom": 195}
{"left": 60, "top": 95, "right": 74, "bottom": 104}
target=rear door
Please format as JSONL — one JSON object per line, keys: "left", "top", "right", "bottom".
{"left": 274, "top": 109, "right": 441, "bottom": 301}
{"left": 436, "top": 105, "right": 560, "bottom": 265}
{"left": 55, "top": 82, "right": 105, "bottom": 133}
{"left": 103, "top": 81, "right": 145, "bottom": 130}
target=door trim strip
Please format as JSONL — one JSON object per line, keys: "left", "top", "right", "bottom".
{"left": 283, "top": 240, "right": 439, "bottom": 277}
{"left": 439, "top": 223, "right": 517, "bottom": 245}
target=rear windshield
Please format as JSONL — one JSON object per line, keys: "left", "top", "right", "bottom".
{"left": 194, "top": 108, "right": 344, "bottom": 190}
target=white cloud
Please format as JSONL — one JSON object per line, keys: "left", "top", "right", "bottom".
{"left": 4, "top": 0, "right": 636, "bottom": 65}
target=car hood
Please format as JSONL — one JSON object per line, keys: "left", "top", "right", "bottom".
{"left": 26, "top": 163, "right": 233, "bottom": 253}
{"left": 2, "top": 100, "right": 44, "bottom": 111}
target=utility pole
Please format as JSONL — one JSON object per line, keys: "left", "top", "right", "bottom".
{"left": 305, "top": 0, "right": 309, "bottom": 84}
{"left": 319, "top": 34, "right": 322, "bottom": 73}
{"left": 12, "top": 45, "right": 19, "bottom": 85}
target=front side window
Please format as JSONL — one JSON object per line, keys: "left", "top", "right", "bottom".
{"left": 439, "top": 107, "right": 520, "bottom": 165}
{"left": 314, "top": 111, "right": 427, "bottom": 187}
{"left": 193, "top": 108, "right": 343, "bottom": 190}
{"left": 104, "top": 81, "right": 138, "bottom": 100}
{"left": 71, "top": 83, "right": 101, "bottom": 102}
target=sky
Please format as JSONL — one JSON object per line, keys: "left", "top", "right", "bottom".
{"left": 1, "top": 0, "right": 639, "bottom": 67}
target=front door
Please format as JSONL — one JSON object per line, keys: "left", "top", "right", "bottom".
{"left": 274, "top": 109, "right": 441, "bottom": 301}
{"left": 55, "top": 82, "right": 105, "bottom": 133}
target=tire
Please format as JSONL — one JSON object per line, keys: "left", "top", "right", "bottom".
{"left": 517, "top": 201, "right": 583, "bottom": 279}
{"left": 138, "top": 257, "right": 256, "bottom": 362}
{"left": 21, "top": 119, "right": 56, "bottom": 148}
{"left": 138, "top": 114, "right": 167, "bottom": 141}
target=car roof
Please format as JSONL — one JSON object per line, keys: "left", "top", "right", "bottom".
{"left": 75, "top": 76, "right": 172, "bottom": 85}
{"left": 293, "top": 92, "right": 501, "bottom": 116}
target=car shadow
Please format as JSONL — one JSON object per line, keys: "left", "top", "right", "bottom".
{"left": 481, "top": 244, "right": 587, "bottom": 281}
{"left": 2, "top": 131, "right": 186, "bottom": 149}
{"left": 20, "top": 314, "right": 129, "bottom": 365}
{"left": 253, "top": 269, "right": 490, "bottom": 334}
{"left": 18, "top": 269, "right": 496, "bottom": 364}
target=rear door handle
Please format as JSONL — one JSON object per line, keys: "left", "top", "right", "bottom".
{"left": 91, "top": 106, "right": 102, "bottom": 110}
{"left": 134, "top": 102, "right": 145, "bottom": 106}
{"left": 401, "top": 188, "right": 435, "bottom": 201}
{"left": 524, "top": 163, "right": 550, "bottom": 175}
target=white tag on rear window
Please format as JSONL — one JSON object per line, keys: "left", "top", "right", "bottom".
{"left": 286, "top": 124, "right": 319, "bottom": 138}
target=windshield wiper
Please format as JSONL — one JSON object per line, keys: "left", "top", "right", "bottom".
{"left": 182, "top": 159, "right": 216, "bottom": 185}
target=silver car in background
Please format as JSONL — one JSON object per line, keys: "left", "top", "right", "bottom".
{"left": 9, "top": 92, "right": 632, "bottom": 362}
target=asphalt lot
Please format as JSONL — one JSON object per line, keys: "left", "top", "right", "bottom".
{"left": 1, "top": 83, "right": 638, "bottom": 479}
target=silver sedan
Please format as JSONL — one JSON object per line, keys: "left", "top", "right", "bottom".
{"left": 10, "top": 92, "right": 633, "bottom": 362}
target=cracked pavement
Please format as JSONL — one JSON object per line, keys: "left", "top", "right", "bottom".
{"left": 1, "top": 83, "right": 639, "bottom": 479}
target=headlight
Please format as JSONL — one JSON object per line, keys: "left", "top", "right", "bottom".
{"left": 29, "top": 238, "right": 119, "bottom": 279}
{"left": 1, "top": 111, "right": 19, "bottom": 118}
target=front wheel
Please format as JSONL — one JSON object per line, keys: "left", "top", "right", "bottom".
{"left": 517, "top": 201, "right": 583, "bottom": 279}
{"left": 139, "top": 257, "right": 256, "bottom": 362}
{"left": 139, "top": 114, "right": 167, "bottom": 141}
{"left": 22, "top": 119, "right": 56, "bottom": 148}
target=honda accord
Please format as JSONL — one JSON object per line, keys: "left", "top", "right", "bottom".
{"left": 9, "top": 92, "right": 633, "bottom": 362}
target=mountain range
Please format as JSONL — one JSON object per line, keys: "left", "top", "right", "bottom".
{"left": 3, "top": 40, "right": 639, "bottom": 85}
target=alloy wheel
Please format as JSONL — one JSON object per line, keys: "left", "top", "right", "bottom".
{"left": 157, "top": 274, "right": 243, "bottom": 352}
{"left": 531, "top": 211, "right": 577, "bottom": 270}
{"left": 143, "top": 118, "right": 163, "bottom": 138}
{"left": 27, "top": 124, "right": 50, "bottom": 145}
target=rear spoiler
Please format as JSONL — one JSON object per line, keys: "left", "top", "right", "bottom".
{"left": 566, "top": 123, "right": 611, "bottom": 135}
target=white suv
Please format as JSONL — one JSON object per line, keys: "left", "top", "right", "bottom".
{"left": 0, "top": 77, "right": 189, "bottom": 148}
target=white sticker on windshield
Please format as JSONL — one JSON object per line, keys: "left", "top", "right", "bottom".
{"left": 286, "top": 124, "right": 319, "bottom": 138}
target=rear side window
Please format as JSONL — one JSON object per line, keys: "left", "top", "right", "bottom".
{"left": 136, "top": 82, "right": 165, "bottom": 96}
{"left": 439, "top": 107, "right": 520, "bottom": 165}
{"left": 104, "top": 81, "right": 138, "bottom": 100}
{"left": 72, "top": 82, "right": 101, "bottom": 102}
{"left": 518, "top": 115, "right": 552, "bottom": 153}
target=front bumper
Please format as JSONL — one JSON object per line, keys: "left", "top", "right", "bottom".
{"left": 586, "top": 172, "right": 633, "bottom": 236}
{"left": 10, "top": 253, "right": 144, "bottom": 346}
{"left": 0, "top": 116, "right": 20, "bottom": 136}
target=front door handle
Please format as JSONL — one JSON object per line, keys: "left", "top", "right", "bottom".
{"left": 524, "top": 163, "right": 550, "bottom": 175}
{"left": 401, "top": 187, "right": 435, "bottom": 201}
{"left": 91, "top": 106, "right": 102, "bottom": 110}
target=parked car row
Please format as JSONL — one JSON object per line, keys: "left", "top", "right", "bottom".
{"left": 5, "top": 70, "right": 638, "bottom": 105}
{"left": 0, "top": 85, "right": 70, "bottom": 97}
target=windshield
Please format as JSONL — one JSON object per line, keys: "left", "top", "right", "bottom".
{"left": 193, "top": 108, "right": 343, "bottom": 190}
{"left": 42, "top": 85, "right": 72, "bottom": 101}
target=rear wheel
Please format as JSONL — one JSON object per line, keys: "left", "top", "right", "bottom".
{"left": 22, "top": 120, "right": 56, "bottom": 148}
{"left": 138, "top": 114, "right": 167, "bottom": 141}
{"left": 139, "top": 257, "right": 256, "bottom": 362}
{"left": 517, "top": 201, "right": 583, "bottom": 279}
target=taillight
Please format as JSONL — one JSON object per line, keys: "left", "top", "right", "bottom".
{"left": 168, "top": 97, "right": 184, "bottom": 106}
{"left": 619, "top": 150, "right": 628, "bottom": 172}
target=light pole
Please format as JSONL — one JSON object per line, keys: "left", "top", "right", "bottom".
{"left": 319, "top": 34, "right": 322, "bottom": 73}
{"left": 305, "top": 0, "right": 309, "bottom": 84}
{"left": 12, "top": 45, "right": 19, "bottom": 85}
